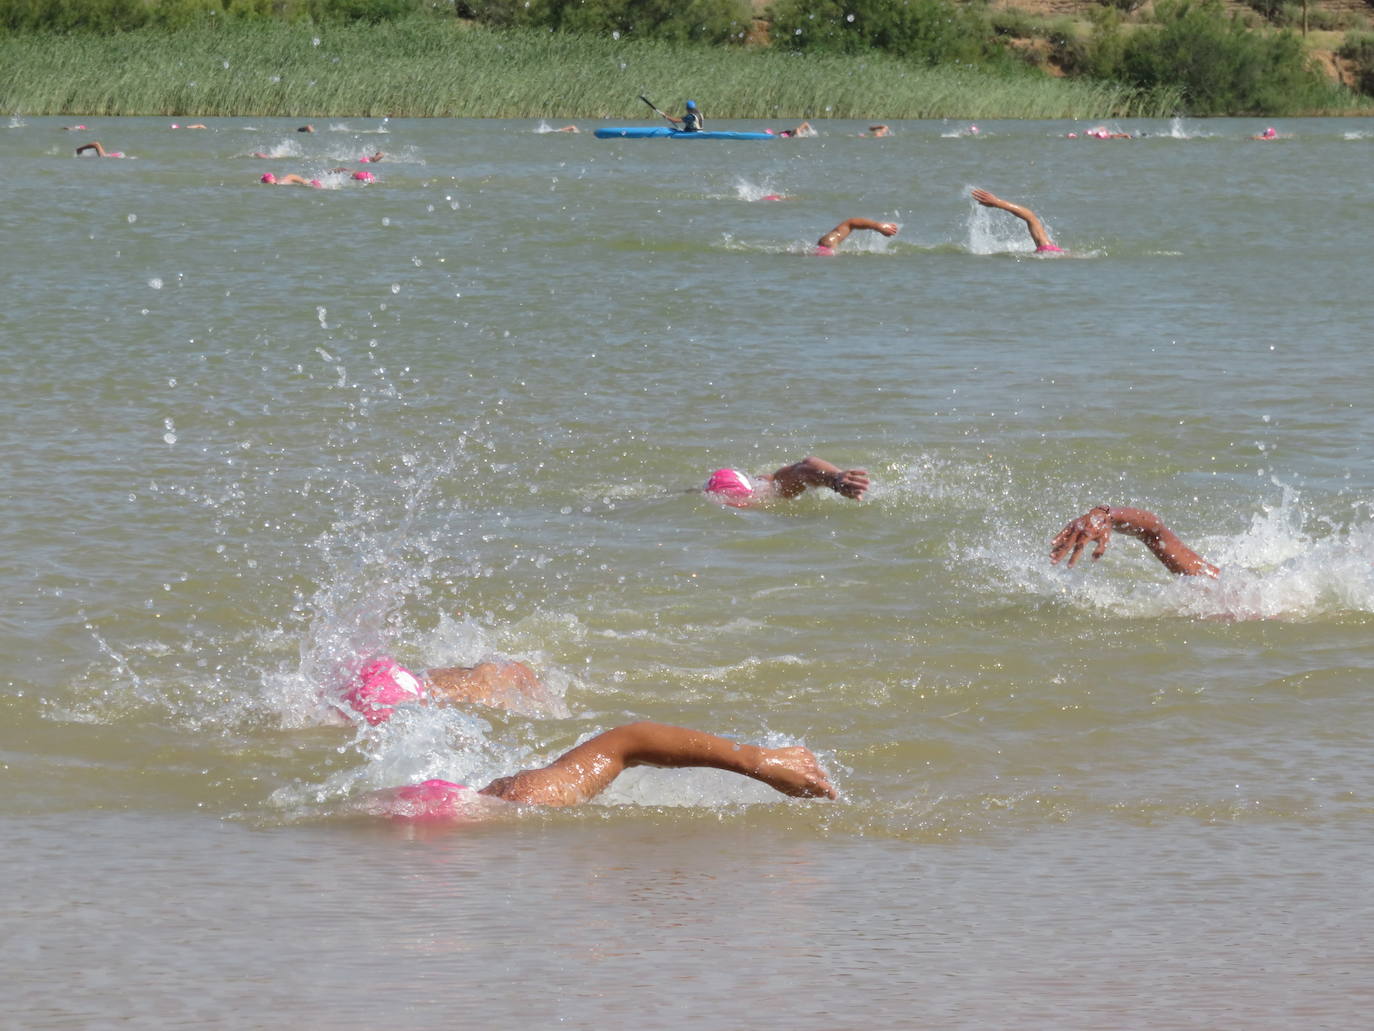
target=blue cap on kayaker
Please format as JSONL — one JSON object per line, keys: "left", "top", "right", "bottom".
{"left": 686, "top": 100, "right": 697, "bottom": 109}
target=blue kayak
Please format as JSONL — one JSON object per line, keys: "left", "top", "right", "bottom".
{"left": 594, "top": 127, "right": 775, "bottom": 141}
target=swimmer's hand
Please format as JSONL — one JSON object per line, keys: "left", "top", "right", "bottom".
{"left": 1050, "top": 505, "right": 1113, "bottom": 568}
{"left": 832, "top": 469, "right": 870, "bottom": 500}
{"left": 875, "top": 223, "right": 899, "bottom": 237}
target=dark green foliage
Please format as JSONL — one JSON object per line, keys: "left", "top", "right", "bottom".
{"left": 1339, "top": 31, "right": 1374, "bottom": 95}
{"left": 767, "top": 0, "right": 1012, "bottom": 68}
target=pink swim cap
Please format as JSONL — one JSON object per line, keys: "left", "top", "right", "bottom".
{"left": 812, "top": 244, "right": 836, "bottom": 257}
{"left": 761, "top": 193, "right": 784, "bottom": 201}
{"left": 360, "top": 155, "right": 371, "bottom": 162}
{"left": 309, "top": 179, "right": 323, "bottom": 188}
{"left": 1262, "top": 127, "right": 1276, "bottom": 138}
{"left": 261, "top": 172, "right": 276, "bottom": 184}
{"left": 352, "top": 170, "right": 375, "bottom": 182}
{"left": 705, "top": 468, "right": 755, "bottom": 499}
{"left": 390, "top": 779, "right": 471, "bottom": 820}
{"left": 340, "top": 657, "right": 424, "bottom": 725}
{"left": 1066, "top": 132, "right": 1078, "bottom": 139}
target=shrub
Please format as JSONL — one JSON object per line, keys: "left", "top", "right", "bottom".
{"left": 1339, "top": 30, "right": 1374, "bottom": 95}
{"left": 1115, "top": 0, "right": 1342, "bottom": 113}
{"left": 766, "top": 0, "right": 1013, "bottom": 68}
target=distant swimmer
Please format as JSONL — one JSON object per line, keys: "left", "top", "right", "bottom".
{"left": 359, "top": 150, "right": 384, "bottom": 162}
{"left": 75, "top": 141, "right": 125, "bottom": 158}
{"left": 813, "top": 217, "right": 899, "bottom": 256}
{"left": 704, "top": 455, "right": 869, "bottom": 506}
{"left": 551, "top": 125, "right": 580, "bottom": 133}
{"left": 667, "top": 99, "right": 703, "bottom": 133}
{"left": 62, "top": 124, "right": 88, "bottom": 131}
{"left": 970, "top": 188, "right": 1063, "bottom": 254}
{"left": 772, "top": 120, "right": 815, "bottom": 139}
{"left": 1050, "top": 504, "right": 1219, "bottom": 578}
{"left": 862, "top": 124, "right": 892, "bottom": 138}
{"left": 170, "top": 123, "right": 207, "bottom": 129}
{"left": 1083, "top": 126, "right": 1132, "bottom": 139}
{"left": 1252, "top": 127, "right": 1278, "bottom": 140}
{"left": 371, "top": 720, "right": 836, "bottom": 815}
{"left": 297, "top": 124, "right": 316, "bottom": 133}
{"left": 260, "top": 172, "right": 322, "bottom": 187}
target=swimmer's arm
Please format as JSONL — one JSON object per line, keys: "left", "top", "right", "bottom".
{"left": 816, "top": 218, "right": 899, "bottom": 250}
{"left": 767, "top": 456, "right": 869, "bottom": 500}
{"left": 424, "top": 661, "right": 543, "bottom": 711}
{"left": 1050, "top": 505, "right": 1219, "bottom": 577}
{"left": 75, "top": 141, "right": 107, "bottom": 157}
{"left": 477, "top": 722, "right": 836, "bottom": 806}
{"left": 970, "top": 189, "right": 1053, "bottom": 250}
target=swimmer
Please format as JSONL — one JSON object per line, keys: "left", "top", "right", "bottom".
{"left": 359, "top": 150, "right": 384, "bottom": 162}
{"left": 862, "top": 124, "right": 892, "bottom": 138}
{"left": 970, "top": 188, "right": 1063, "bottom": 254}
{"left": 62, "top": 124, "right": 88, "bottom": 131}
{"left": 704, "top": 455, "right": 869, "bottom": 507}
{"left": 171, "top": 123, "right": 207, "bottom": 129}
{"left": 1050, "top": 504, "right": 1219, "bottom": 578}
{"left": 774, "top": 120, "right": 815, "bottom": 139}
{"left": 1252, "top": 127, "right": 1278, "bottom": 140}
{"left": 551, "top": 125, "right": 580, "bottom": 133}
{"left": 260, "top": 172, "right": 322, "bottom": 187}
{"left": 813, "top": 217, "right": 899, "bottom": 256}
{"left": 297, "top": 124, "right": 315, "bottom": 133}
{"left": 338, "top": 656, "right": 553, "bottom": 725}
{"left": 374, "top": 720, "right": 836, "bottom": 814}
{"left": 75, "top": 141, "right": 125, "bottom": 158}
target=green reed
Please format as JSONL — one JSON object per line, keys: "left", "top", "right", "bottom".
{"left": 0, "top": 19, "right": 1185, "bottom": 119}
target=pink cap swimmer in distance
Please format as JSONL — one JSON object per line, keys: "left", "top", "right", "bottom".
{"left": 340, "top": 657, "right": 424, "bottom": 725}
{"left": 705, "top": 468, "right": 755, "bottom": 499}
{"left": 261, "top": 172, "right": 276, "bottom": 184}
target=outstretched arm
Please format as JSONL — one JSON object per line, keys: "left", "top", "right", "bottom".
{"left": 75, "top": 141, "right": 108, "bottom": 157}
{"left": 424, "top": 661, "right": 550, "bottom": 713}
{"left": 478, "top": 721, "right": 837, "bottom": 806}
{"left": 765, "top": 455, "right": 869, "bottom": 500}
{"left": 816, "top": 218, "right": 899, "bottom": 250}
{"left": 971, "top": 188, "right": 1054, "bottom": 250}
{"left": 1050, "top": 505, "right": 1219, "bottom": 577}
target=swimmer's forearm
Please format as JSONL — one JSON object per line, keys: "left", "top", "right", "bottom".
{"left": 1109, "top": 507, "right": 1219, "bottom": 577}
{"left": 770, "top": 456, "right": 841, "bottom": 497}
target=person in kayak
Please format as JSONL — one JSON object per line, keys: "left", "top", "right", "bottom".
{"left": 667, "top": 99, "right": 703, "bottom": 132}
{"left": 813, "top": 217, "right": 899, "bottom": 256}
{"left": 971, "top": 188, "right": 1064, "bottom": 254}
{"left": 1049, "top": 504, "right": 1220, "bottom": 578}
{"left": 704, "top": 455, "right": 869, "bottom": 506}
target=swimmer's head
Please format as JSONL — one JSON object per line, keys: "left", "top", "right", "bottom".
{"left": 705, "top": 468, "right": 755, "bottom": 501}
{"left": 812, "top": 244, "right": 836, "bottom": 257}
{"left": 261, "top": 172, "right": 276, "bottom": 184}
{"left": 352, "top": 170, "right": 375, "bottom": 181}
{"left": 968, "top": 125, "right": 979, "bottom": 134}
{"left": 340, "top": 657, "right": 424, "bottom": 725}
{"left": 1262, "top": 126, "right": 1276, "bottom": 138}
{"left": 686, "top": 100, "right": 697, "bottom": 110}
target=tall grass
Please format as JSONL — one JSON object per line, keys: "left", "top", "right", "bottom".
{"left": 0, "top": 19, "right": 1186, "bottom": 119}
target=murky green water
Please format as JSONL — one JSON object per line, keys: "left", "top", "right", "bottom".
{"left": 3, "top": 114, "right": 1373, "bottom": 1027}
